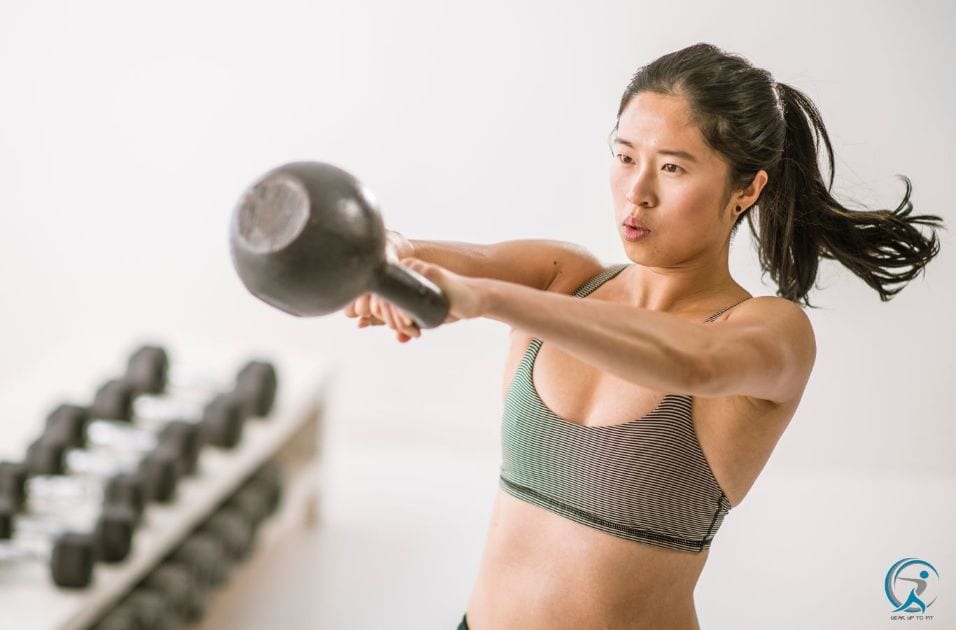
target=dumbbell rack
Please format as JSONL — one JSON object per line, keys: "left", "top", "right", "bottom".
{"left": 0, "top": 359, "right": 332, "bottom": 630}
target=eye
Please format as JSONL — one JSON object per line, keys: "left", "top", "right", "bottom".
{"left": 614, "top": 153, "right": 633, "bottom": 164}
{"left": 662, "top": 163, "right": 683, "bottom": 174}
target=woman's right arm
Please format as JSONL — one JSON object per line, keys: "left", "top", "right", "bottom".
{"left": 345, "top": 230, "right": 604, "bottom": 340}
{"left": 394, "top": 231, "right": 599, "bottom": 291}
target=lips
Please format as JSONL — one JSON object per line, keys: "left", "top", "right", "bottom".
{"left": 624, "top": 219, "right": 651, "bottom": 231}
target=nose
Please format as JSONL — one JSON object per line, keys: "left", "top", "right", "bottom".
{"left": 624, "top": 167, "right": 656, "bottom": 207}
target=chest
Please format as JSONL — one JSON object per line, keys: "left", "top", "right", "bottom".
{"left": 500, "top": 328, "right": 739, "bottom": 427}
{"left": 499, "top": 329, "right": 795, "bottom": 507}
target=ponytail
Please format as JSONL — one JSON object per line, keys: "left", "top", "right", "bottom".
{"left": 748, "top": 82, "right": 945, "bottom": 308}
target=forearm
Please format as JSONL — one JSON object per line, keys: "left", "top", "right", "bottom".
{"left": 386, "top": 230, "right": 560, "bottom": 290}
{"left": 405, "top": 240, "right": 491, "bottom": 278}
{"left": 386, "top": 229, "right": 485, "bottom": 276}
{"left": 480, "top": 279, "right": 708, "bottom": 394}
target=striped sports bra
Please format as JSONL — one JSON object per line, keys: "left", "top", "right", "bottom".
{"left": 499, "top": 263, "right": 750, "bottom": 552}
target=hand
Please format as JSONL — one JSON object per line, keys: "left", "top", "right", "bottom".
{"left": 399, "top": 257, "right": 487, "bottom": 323}
{"left": 342, "top": 258, "right": 489, "bottom": 343}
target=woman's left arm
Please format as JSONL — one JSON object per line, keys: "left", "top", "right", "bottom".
{"left": 399, "top": 257, "right": 815, "bottom": 403}
{"left": 480, "top": 278, "right": 707, "bottom": 394}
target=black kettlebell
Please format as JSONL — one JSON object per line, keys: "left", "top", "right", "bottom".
{"left": 229, "top": 161, "right": 449, "bottom": 328}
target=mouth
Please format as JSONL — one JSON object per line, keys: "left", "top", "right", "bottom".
{"left": 623, "top": 221, "right": 651, "bottom": 232}
{"left": 622, "top": 225, "right": 651, "bottom": 240}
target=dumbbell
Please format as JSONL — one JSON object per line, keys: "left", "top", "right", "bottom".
{"left": 24, "top": 433, "right": 181, "bottom": 507}
{"left": 250, "top": 459, "right": 283, "bottom": 513}
{"left": 168, "top": 504, "right": 260, "bottom": 592}
{"left": 94, "top": 590, "right": 184, "bottom": 630}
{"left": 0, "top": 498, "right": 136, "bottom": 587}
{"left": 124, "top": 345, "right": 278, "bottom": 421}
{"left": 199, "top": 507, "right": 255, "bottom": 573}
{"left": 169, "top": 532, "right": 230, "bottom": 590}
{"left": 198, "top": 469, "right": 283, "bottom": 569}
{"left": 223, "top": 481, "right": 273, "bottom": 538}
{"left": 238, "top": 459, "right": 282, "bottom": 509}
{"left": 229, "top": 161, "right": 449, "bottom": 327}
{"left": 124, "top": 589, "right": 184, "bottom": 630}
{"left": 45, "top": 401, "right": 203, "bottom": 477}
{"left": 0, "top": 461, "right": 146, "bottom": 518}
{"left": 79, "top": 352, "right": 278, "bottom": 470}
{"left": 83, "top": 377, "right": 246, "bottom": 457}
{"left": 93, "top": 604, "right": 138, "bottom": 630}
{"left": 140, "top": 563, "right": 205, "bottom": 624}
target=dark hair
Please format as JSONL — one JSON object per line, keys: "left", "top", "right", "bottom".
{"left": 611, "top": 42, "right": 946, "bottom": 309}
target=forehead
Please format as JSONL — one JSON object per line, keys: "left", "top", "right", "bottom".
{"left": 617, "top": 92, "right": 711, "bottom": 157}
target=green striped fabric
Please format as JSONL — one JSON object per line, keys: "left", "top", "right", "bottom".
{"left": 499, "top": 263, "right": 748, "bottom": 552}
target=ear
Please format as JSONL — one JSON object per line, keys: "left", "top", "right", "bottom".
{"left": 733, "top": 169, "right": 769, "bottom": 211}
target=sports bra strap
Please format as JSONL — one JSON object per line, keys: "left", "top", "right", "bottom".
{"left": 571, "top": 264, "right": 630, "bottom": 298}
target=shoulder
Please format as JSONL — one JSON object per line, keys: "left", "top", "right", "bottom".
{"left": 725, "top": 296, "right": 813, "bottom": 330}
{"left": 721, "top": 295, "right": 817, "bottom": 373}
{"left": 543, "top": 244, "right": 609, "bottom": 295}
{"left": 694, "top": 295, "right": 817, "bottom": 403}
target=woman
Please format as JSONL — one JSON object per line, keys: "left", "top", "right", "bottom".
{"left": 344, "top": 42, "right": 943, "bottom": 629}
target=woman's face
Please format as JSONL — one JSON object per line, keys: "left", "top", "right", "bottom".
{"left": 609, "top": 91, "right": 735, "bottom": 265}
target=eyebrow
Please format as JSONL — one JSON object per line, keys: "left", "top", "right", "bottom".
{"left": 611, "top": 136, "right": 699, "bottom": 163}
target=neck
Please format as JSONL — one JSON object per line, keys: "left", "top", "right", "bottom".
{"left": 619, "top": 261, "right": 745, "bottom": 314}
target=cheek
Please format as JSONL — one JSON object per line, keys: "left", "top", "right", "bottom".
{"left": 609, "top": 170, "right": 630, "bottom": 198}
{"left": 672, "top": 184, "right": 715, "bottom": 215}
{"left": 608, "top": 168, "right": 621, "bottom": 189}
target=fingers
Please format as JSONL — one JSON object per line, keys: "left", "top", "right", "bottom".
{"left": 381, "top": 299, "right": 420, "bottom": 339}
{"left": 344, "top": 293, "right": 371, "bottom": 319}
{"left": 372, "top": 295, "right": 392, "bottom": 329}
{"left": 348, "top": 293, "right": 420, "bottom": 340}
{"left": 345, "top": 293, "right": 382, "bottom": 328}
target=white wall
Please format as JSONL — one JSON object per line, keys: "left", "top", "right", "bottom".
{"left": 1, "top": 0, "right": 953, "bottom": 627}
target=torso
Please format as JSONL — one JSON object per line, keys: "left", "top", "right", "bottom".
{"left": 465, "top": 262, "right": 808, "bottom": 630}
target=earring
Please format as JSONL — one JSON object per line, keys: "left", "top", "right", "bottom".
{"left": 735, "top": 205, "right": 741, "bottom": 214}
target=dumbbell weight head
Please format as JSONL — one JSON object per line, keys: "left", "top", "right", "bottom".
{"left": 25, "top": 435, "right": 70, "bottom": 477}
{"left": 158, "top": 421, "right": 201, "bottom": 476}
{"left": 225, "top": 485, "right": 271, "bottom": 535}
{"left": 90, "top": 379, "right": 135, "bottom": 422}
{"left": 0, "top": 461, "right": 28, "bottom": 511}
{"left": 50, "top": 531, "right": 96, "bottom": 588}
{"left": 170, "top": 533, "right": 229, "bottom": 588}
{"left": 234, "top": 360, "right": 278, "bottom": 418}
{"left": 137, "top": 443, "right": 180, "bottom": 503}
{"left": 201, "top": 509, "right": 254, "bottom": 563}
{"left": 229, "top": 161, "right": 449, "bottom": 327}
{"left": 246, "top": 460, "right": 283, "bottom": 515}
{"left": 103, "top": 473, "right": 146, "bottom": 522}
{"left": 126, "top": 588, "right": 184, "bottom": 630}
{"left": 143, "top": 563, "right": 206, "bottom": 623}
{"left": 125, "top": 345, "right": 170, "bottom": 396}
{"left": 93, "top": 602, "right": 138, "bottom": 630}
{"left": 200, "top": 393, "right": 245, "bottom": 448}
{"left": 45, "top": 403, "right": 91, "bottom": 448}
{"left": 93, "top": 502, "right": 138, "bottom": 563}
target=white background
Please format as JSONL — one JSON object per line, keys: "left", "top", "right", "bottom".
{"left": 1, "top": 1, "right": 953, "bottom": 628}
